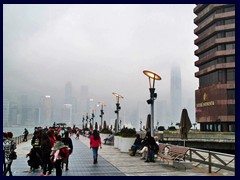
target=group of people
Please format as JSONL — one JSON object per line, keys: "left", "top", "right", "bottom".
{"left": 130, "top": 131, "right": 160, "bottom": 163}
{"left": 27, "top": 127, "right": 73, "bottom": 176}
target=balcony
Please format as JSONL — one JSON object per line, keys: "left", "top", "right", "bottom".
{"left": 195, "top": 49, "right": 235, "bottom": 67}
{"left": 194, "top": 24, "right": 235, "bottom": 45}
{"left": 194, "top": 11, "right": 235, "bottom": 35}
{"left": 195, "top": 37, "right": 235, "bottom": 56}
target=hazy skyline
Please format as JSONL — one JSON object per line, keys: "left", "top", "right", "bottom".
{"left": 3, "top": 4, "right": 198, "bottom": 128}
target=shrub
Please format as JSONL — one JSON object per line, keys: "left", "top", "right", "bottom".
{"left": 100, "top": 128, "right": 112, "bottom": 134}
{"left": 168, "top": 126, "right": 177, "bottom": 131}
{"left": 120, "top": 127, "right": 136, "bottom": 137}
{"left": 158, "top": 126, "right": 165, "bottom": 131}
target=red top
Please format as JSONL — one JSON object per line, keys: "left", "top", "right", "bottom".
{"left": 90, "top": 135, "right": 101, "bottom": 148}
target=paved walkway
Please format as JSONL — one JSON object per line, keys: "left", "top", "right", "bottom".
{"left": 11, "top": 135, "right": 213, "bottom": 176}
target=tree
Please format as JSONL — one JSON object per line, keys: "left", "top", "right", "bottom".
{"left": 103, "top": 120, "right": 107, "bottom": 129}
{"left": 158, "top": 126, "right": 165, "bottom": 131}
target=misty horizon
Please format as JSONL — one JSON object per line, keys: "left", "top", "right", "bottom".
{"left": 3, "top": 4, "right": 199, "bottom": 129}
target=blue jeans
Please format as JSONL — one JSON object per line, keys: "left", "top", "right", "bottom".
{"left": 92, "top": 147, "right": 99, "bottom": 160}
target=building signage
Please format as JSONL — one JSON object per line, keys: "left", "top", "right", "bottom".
{"left": 196, "top": 101, "right": 215, "bottom": 107}
{"left": 196, "top": 92, "right": 215, "bottom": 107}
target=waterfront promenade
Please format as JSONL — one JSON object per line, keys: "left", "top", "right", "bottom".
{"left": 12, "top": 135, "right": 220, "bottom": 176}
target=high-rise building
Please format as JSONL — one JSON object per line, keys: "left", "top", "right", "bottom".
{"left": 79, "top": 86, "right": 89, "bottom": 117}
{"left": 194, "top": 4, "right": 235, "bottom": 132}
{"left": 62, "top": 104, "right": 72, "bottom": 125}
{"left": 65, "top": 82, "right": 72, "bottom": 104}
{"left": 3, "top": 99, "right": 10, "bottom": 126}
{"left": 170, "top": 65, "right": 182, "bottom": 125}
{"left": 40, "top": 95, "right": 53, "bottom": 126}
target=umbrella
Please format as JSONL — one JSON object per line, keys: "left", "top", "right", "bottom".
{"left": 180, "top": 108, "right": 192, "bottom": 139}
{"left": 146, "top": 114, "right": 151, "bottom": 131}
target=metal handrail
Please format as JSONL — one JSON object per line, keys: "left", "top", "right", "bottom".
{"left": 186, "top": 147, "right": 235, "bottom": 174}
{"left": 13, "top": 134, "right": 33, "bottom": 145}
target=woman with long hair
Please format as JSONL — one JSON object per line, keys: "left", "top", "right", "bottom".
{"left": 90, "top": 130, "right": 102, "bottom": 164}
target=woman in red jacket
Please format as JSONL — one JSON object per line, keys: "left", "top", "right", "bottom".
{"left": 90, "top": 130, "right": 102, "bottom": 164}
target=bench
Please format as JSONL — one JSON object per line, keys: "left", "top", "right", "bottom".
{"left": 158, "top": 143, "right": 167, "bottom": 154}
{"left": 158, "top": 145, "right": 190, "bottom": 169}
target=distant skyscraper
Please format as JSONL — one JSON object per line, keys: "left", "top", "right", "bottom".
{"left": 62, "top": 104, "right": 72, "bottom": 125}
{"left": 3, "top": 99, "right": 10, "bottom": 126}
{"left": 65, "top": 82, "right": 72, "bottom": 104}
{"left": 40, "top": 95, "right": 53, "bottom": 126}
{"left": 79, "top": 86, "right": 89, "bottom": 117}
{"left": 170, "top": 65, "right": 182, "bottom": 125}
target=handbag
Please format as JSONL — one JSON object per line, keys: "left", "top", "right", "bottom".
{"left": 9, "top": 151, "right": 17, "bottom": 160}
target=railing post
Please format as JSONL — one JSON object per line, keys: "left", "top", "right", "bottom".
{"left": 189, "top": 149, "right": 192, "bottom": 162}
{"left": 208, "top": 152, "right": 212, "bottom": 173}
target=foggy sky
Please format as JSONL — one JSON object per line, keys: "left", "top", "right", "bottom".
{"left": 3, "top": 4, "right": 198, "bottom": 127}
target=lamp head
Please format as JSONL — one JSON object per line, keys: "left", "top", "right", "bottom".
{"left": 112, "top": 92, "right": 124, "bottom": 99}
{"left": 143, "top": 70, "right": 161, "bottom": 80}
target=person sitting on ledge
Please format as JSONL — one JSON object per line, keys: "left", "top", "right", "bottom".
{"left": 103, "top": 132, "right": 114, "bottom": 144}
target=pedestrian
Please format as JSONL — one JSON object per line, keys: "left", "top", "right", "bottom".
{"left": 61, "top": 131, "right": 73, "bottom": 170}
{"left": 51, "top": 135, "right": 68, "bottom": 176}
{"left": 39, "top": 133, "right": 53, "bottom": 176}
{"left": 130, "top": 134, "right": 143, "bottom": 156}
{"left": 23, "top": 128, "right": 29, "bottom": 142}
{"left": 144, "top": 131, "right": 157, "bottom": 163}
{"left": 31, "top": 130, "right": 42, "bottom": 167}
{"left": 103, "top": 132, "right": 114, "bottom": 144}
{"left": 3, "top": 132, "right": 16, "bottom": 176}
{"left": 3, "top": 132, "right": 8, "bottom": 175}
{"left": 90, "top": 130, "right": 102, "bottom": 164}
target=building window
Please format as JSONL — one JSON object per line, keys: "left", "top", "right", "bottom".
{"left": 226, "top": 43, "right": 235, "bottom": 50}
{"left": 228, "top": 124, "right": 235, "bottom": 132}
{"left": 227, "top": 69, "right": 235, "bottom": 81}
{"left": 225, "top": 18, "right": 235, "bottom": 25}
{"left": 226, "top": 56, "right": 235, "bottom": 63}
{"left": 227, "top": 105, "right": 235, "bottom": 115}
{"left": 227, "top": 89, "right": 235, "bottom": 99}
{"left": 225, "top": 30, "right": 235, "bottom": 37}
{"left": 199, "top": 70, "right": 226, "bottom": 87}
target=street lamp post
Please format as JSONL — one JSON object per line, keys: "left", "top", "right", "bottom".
{"left": 140, "top": 121, "right": 142, "bottom": 131}
{"left": 82, "top": 115, "right": 85, "bottom": 129}
{"left": 98, "top": 102, "right": 106, "bottom": 130}
{"left": 91, "top": 110, "right": 95, "bottom": 128}
{"left": 112, "top": 92, "right": 124, "bottom": 133}
{"left": 143, "top": 70, "right": 161, "bottom": 137}
{"left": 86, "top": 113, "right": 89, "bottom": 128}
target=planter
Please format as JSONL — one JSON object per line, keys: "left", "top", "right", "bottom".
{"left": 114, "top": 136, "right": 120, "bottom": 149}
{"left": 119, "top": 137, "right": 135, "bottom": 153}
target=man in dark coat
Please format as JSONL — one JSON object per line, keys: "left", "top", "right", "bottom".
{"left": 145, "top": 131, "right": 157, "bottom": 163}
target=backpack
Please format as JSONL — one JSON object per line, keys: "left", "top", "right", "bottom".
{"left": 59, "top": 147, "right": 69, "bottom": 159}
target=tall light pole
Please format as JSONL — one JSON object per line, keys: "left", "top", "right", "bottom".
{"left": 98, "top": 102, "right": 106, "bottom": 130}
{"left": 82, "top": 115, "right": 85, "bottom": 129}
{"left": 86, "top": 113, "right": 89, "bottom": 128}
{"left": 112, "top": 92, "right": 124, "bottom": 133}
{"left": 143, "top": 70, "right": 161, "bottom": 137}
